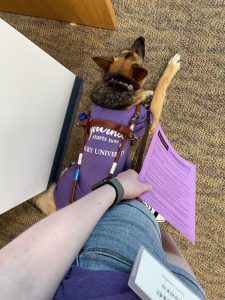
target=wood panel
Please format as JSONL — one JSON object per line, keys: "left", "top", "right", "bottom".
{"left": 0, "top": 0, "right": 116, "bottom": 30}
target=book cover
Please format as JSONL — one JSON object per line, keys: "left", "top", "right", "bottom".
{"left": 0, "top": 19, "right": 82, "bottom": 214}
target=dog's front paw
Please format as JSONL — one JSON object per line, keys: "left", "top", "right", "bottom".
{"left": 168, "top": 53, "right": 181, "bottom": 74}
{"left": 31, "top": 183, "right": 56, "bottom": 215}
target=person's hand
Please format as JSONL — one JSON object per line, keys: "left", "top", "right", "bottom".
{"left": 116, "top": 169, "right": 151, "bottom": 199}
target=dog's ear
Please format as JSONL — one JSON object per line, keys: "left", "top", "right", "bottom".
{"left": 92, "top": 57, "right": 114, "bottom": 72}
{"left": 132, "top": 64, "right": 148, "bottom": 81}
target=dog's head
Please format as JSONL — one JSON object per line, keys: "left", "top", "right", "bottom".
{"left": 92, "top": 37, "right": 147, "bottom": 89}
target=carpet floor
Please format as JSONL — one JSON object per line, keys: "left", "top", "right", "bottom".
{"left": 0, "top": 1, "right": 224, "bottom": 299}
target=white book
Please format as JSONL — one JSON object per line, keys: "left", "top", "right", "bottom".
{"left": 0, "top": 19, "right": 82, "bottom": 214}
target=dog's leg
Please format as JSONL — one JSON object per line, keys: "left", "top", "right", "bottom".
{"left": 31, "top": 183, "right": 56, "bottom": 215}
{"left": 150, "top": 53, "right": 181, "bottom": 134}
{"left": 128, "top": 90, "right": 153, "bottom": 108}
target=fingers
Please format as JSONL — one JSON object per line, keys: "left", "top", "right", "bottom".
{"left": 143, "top": 182, "right": 151, "bottom": 192}
{"left": 137, "top": 181, "right": 151, "bottom": 195}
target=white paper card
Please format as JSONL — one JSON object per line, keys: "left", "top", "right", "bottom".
{"left": 0, "top": 19, "right": 76, "bottom": 214}
{"left": 128, "top": 246, "right": 200, "bottom": 300}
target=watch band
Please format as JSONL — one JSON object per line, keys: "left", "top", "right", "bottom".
{"left": 92, "top": 176, "right": 124, "bottom": 207}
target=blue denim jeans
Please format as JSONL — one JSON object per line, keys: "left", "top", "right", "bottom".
{"left": 75, "top": 200, "right": 167, "bottom": 272}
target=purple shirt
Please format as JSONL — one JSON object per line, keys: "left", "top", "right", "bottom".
{"left": 53, "top": 266, "right": 205, "bottom": 300}
{"left": 54, "top": 104, "right": 147, "bottom": 209}
{"left": 53, "top": 267, "right": 138, "bottom": 300}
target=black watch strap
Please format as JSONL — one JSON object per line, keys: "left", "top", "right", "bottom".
{"left": 92, "top": 177, "right": 124, "bottom": 207}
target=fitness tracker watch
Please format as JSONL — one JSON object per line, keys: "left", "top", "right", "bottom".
{"left": 92, "top": 176, "right": 124, "bottom": 207}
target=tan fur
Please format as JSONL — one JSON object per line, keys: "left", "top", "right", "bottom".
{"left": 149, "top": 54, "right": 180, "bottom": 133}
{"left": 108, "top": 50, "right": 147, "bottom": 87}
{"left": 109, "top": 50, "right": 143, "bottom": 83}
{"left": 31, "top": 48, "right": 180, "bottom": 215}
{"left": 100, "top": 49, "right": 180, "bottom": 134}
{"left": 127, "top": 90, "right": 153, "bottom": 108}
{"left": 109, "top": 50, "right": 180, "bottom": 133}
{"left": 31, "top": 183, "right": 56, "bottom": 215}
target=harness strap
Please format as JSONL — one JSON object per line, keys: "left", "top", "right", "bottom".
{"left": 131, "top": 108, "right": 151, "bottom": 172}
{"left": 70, "top": 121, "right": 90, "bottom": 203}
{"left": 89, "top": 119, "right": 136, "bottom": 141}
{"left": 80, "top": 104, "right": 141, "bottom": 143}
{"left": 70, "top": 104, "right": 141, "bottom": 203}
{"left": 108, "top": 104, "right": 141, "bottom": 176}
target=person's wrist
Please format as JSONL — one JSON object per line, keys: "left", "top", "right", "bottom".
{"left": 102, "top": 184, "right": 116, "bottom": 207}
{"left": 92, "top": 177, "right": 124, "bottom": 207}
{"left": 107, "top": 177, "right": 124, "bottom": 206}
{"left": 115, "top": 176, "right": 127, "bottom": 199}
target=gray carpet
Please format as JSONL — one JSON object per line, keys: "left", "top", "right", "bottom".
{"left": 0, "top": 1, "right": 225, "bottom": 299}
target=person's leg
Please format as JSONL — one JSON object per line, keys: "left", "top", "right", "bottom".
{"left": 74, "top": 200, "right": 166, "bottom": 272}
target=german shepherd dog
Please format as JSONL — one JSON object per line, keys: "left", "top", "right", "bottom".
{"left": 32, "top": 37, "right": 181, "bottom": 215}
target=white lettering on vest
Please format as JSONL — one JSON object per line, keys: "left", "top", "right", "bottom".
{"left": 89, "top": 126, "right": 123, "bottom": 140}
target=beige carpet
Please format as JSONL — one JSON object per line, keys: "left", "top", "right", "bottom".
{"left": 0, "top": 1, "right": 225, "bottom": 299}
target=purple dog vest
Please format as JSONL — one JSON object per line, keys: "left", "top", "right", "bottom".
{"left": 54, "top": 103, "right": 147, "bottom": 209}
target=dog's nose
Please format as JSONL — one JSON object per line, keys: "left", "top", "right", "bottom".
{"left": 132, "top": 37, "right": 145, "bottom": 59}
